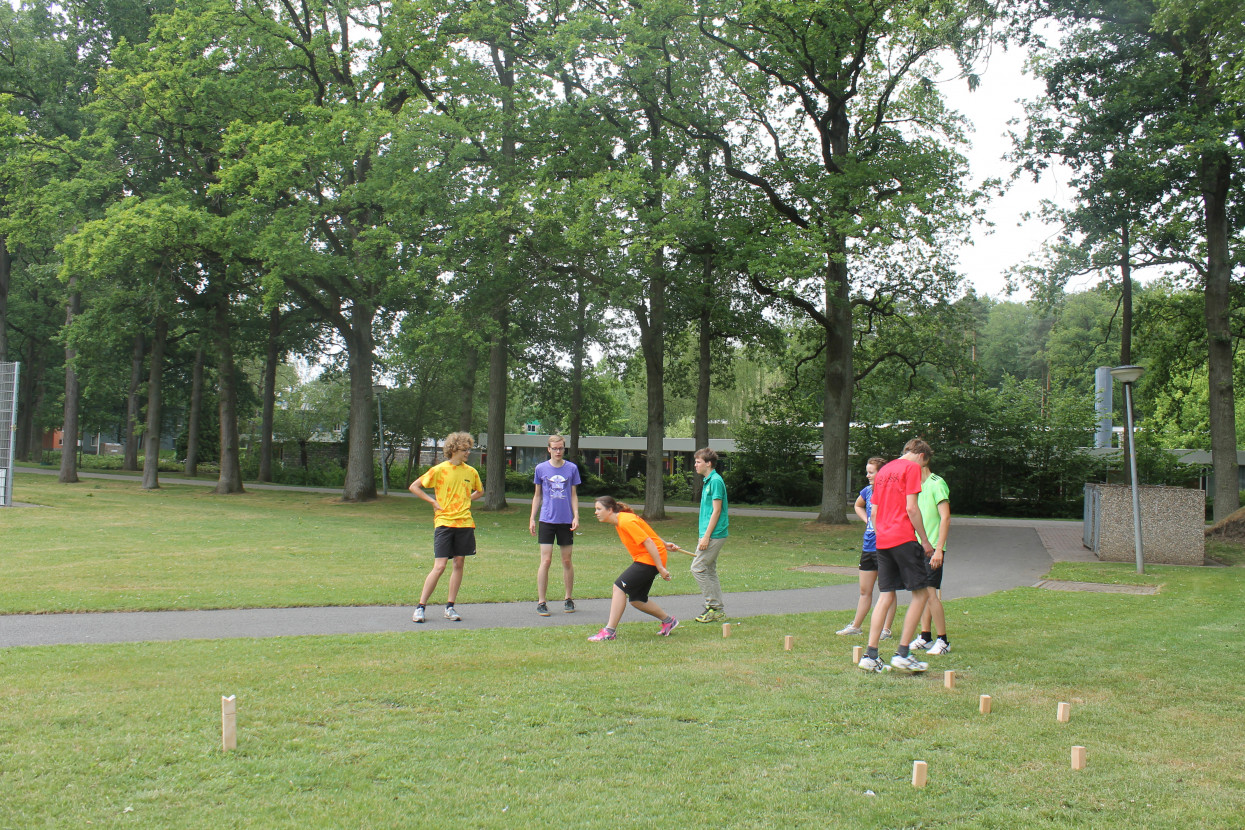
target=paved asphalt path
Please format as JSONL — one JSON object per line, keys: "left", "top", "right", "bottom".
{"left": 4, "top": 470, "right": 1060, "bottom": 648}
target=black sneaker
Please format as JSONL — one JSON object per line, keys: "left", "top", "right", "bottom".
{"left": 537, "top": 602, "right": 551, "bottom": 616}
{"left": 563, "top": 599, "right": 576, "bottom": 613}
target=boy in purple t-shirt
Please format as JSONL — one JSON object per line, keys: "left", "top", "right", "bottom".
{"left": 529, "top": 434, "right": 582, "bottom": 615}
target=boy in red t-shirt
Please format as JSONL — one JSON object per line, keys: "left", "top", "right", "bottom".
{"left": 859, "top": 438, "right": 936, "bottom": 673}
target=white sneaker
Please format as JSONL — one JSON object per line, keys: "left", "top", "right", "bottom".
{"left": 444, "top": 606, "right": 461, "bottom": 621}
{"left": 836, "top": 624, "right": 862, "bottom": 635}
{"left": 890, "top": 653, "right": 929, "bottom": 673}
{"left": 926, "top": 639, "right": 950, "bottom": 655}
{"left": 858, "top": 655, "right": 890, "bottom": 673}
{"left": 910, "top": 635, "right": 931, "bottom": 650}
{"left": 880, "top": 628, "right": 892, "bottom": 641}
{"left": 412, "top": 607, "right": 425, "bottom": 624}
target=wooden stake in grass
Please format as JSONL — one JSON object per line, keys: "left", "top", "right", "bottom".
{"left": 944, "top": 670, "right": 955, "bottom": 689}
{"left": 221, "top": 695, "right": 237, "bottom": 751}
{"left": 1071, "top": 745, "right": 1087, "bottom": 770}
{"left": 784, "top": 635, "right": 794, "bottom": 651}
{"left": 979, "top": 694, "right": 992, "bottom": 714}
{"left": 912, "top": 760, "right": 928, "bottom": 788}
{"left": 722, "top": 623, "right": 731, "bottom": 638}
{"left": 1058, "top": 702, "right": 1071, "bottom": 723}
{"left": 853, "top": 646, "right": 863, "bottom": 664}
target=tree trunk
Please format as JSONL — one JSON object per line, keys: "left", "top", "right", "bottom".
{"left": 123, "top": 333, "right": 143, "bottom": 471}
{"left": 341, "top": 318, "right": 378, "bottom": 502}
{"left": 258, "top": 307, "right": 280, "bottom": 482}
{"left": 817, "top": 252, "right": 853, "bottom": 525}
{"left": 1202, "top": 147, "right": 1239, "bottom": 520}
{"left": 692, "top": 253, "right": 714, "bottom": 504}
{"left": 58, "top": 285, "right": 81, "bottom": 483}
{"left": 185, "top": 344, "right": 204, "bottom": 476}
{"left": 482, "top": 306, "right": 509, "bottom": 511}
{"left": 141, "top": 315, "right": 168, "bottom": 490}
{"left": 641, "top": 108, "right": 667, "bottom": 522}
{"left": 214, "top": 293, "right": 244, "bottom": 494}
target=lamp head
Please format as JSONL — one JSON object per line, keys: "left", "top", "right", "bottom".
{"left": 1109, "top": 365, "right": 1145, "bottom": 385}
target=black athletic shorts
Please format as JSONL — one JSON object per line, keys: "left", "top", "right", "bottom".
{"left": 433, "top": 526, "right": 477, "bottom": 559}
{"left": 858, "top": 548, "right": 878, "bottom": 571}
{"left": 537, "top": 521, "right": 574, "bottom": 547}
{"left": 615, "top": 562, "right": 659, "bottom": 603}
{"left": 876, "top": 540, "right": 931, "bottom": 592}
{"left": 927, "top": 556, "right": 944, "bottom": 590}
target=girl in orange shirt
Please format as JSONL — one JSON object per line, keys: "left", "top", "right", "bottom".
{"left": 588, "top": 496, "right": 681, "bottom": 641}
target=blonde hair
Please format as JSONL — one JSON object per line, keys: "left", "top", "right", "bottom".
{"left": 867, "top": 456, "right": 886, "bottom": 469}
{"left": 548, "top": 434, "right": 566, "bottom": 447}
{"left": 443, "top": 432, "right": 474, "bottom": 458}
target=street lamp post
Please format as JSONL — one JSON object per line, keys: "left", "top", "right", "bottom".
{"left": 1109, "top": 365, "right": 1145, "bottom": 574}
{"left": 372, "top": 384, "right": 389, "bottom": 496}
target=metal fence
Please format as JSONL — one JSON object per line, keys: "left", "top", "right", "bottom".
{"left": 0, "top": 361, "right": 18, "bottom": 507}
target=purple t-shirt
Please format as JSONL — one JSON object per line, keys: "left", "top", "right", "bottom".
{"left": 534, "top": 460, "right": 582, "bottom": 525}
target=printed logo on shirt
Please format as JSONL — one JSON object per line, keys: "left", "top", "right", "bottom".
{"left": 546, "top": 473, "right": 568, "bottom": 500}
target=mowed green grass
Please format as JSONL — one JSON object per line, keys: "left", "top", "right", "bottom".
{"left": 1, "top": 563, "right": 1243, "bottom": 828}
{"left": 1, "top": 474, "right": 858, "bottom": 613}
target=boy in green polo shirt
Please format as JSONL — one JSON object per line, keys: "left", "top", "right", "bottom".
{"left": 690, "top": 447, "right": 729, "bottom": 622}
{"left": 909, "top": 464, "right": 951, "bottom": 654}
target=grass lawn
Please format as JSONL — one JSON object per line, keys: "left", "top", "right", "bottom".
{"left": 4, "top": 472, "right": 1244, "bottom": 828}
{"left": 1, "top": 474, "right": 859, "bottom": 614}
{"left": 1, "top": 564, "right": 1242, "bottom": 828}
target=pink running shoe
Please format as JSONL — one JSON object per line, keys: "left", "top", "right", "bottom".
{"left": 588, "top": 628, "right": 616, "bottom": 641}
{"left": 658, "top": 618, "right": 680, "bottom": 636}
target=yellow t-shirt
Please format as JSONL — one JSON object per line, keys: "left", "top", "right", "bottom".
{"left": 419, "top": 461, "right": 482, "bottom": 528}
{"left": 615, "top": 512, "right": 667, "bottom": 567}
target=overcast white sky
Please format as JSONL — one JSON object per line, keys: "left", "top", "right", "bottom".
{"left": 940, "top": 46, "right": 1072, "bottom": 301}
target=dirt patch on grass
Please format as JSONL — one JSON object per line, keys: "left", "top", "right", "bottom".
{"left": 1206, "top": 507, "right": 1245, "bottom": 541}
{"left": 1035, "top": 579, "right": 1158, "bottom": 595}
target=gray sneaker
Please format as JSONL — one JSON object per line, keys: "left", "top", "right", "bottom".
{"left": 890, "top": 653, "right": 929, "bottom": 673}
{"left": 880, "top": 628, "right": 893, "bottom": 641}
{"left": 537, "top": 602, "right": 551, "bottom": 616}
{"left": 444, "top": 606, "right": 462, "bottom": 622}
{"left": 563, "top": 599, "right": 576, "bottom": 613}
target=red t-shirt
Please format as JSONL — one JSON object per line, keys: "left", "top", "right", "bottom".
{"left": 870, "top": 457, "right": 924, "bottom": 549}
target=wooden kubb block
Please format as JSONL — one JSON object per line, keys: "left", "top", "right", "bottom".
{"left": 912, "top": 760, "right": 928, "bottom": 788}
{"left": 783, "top": 635, "right": 794, "bottom": 651}
{"left": 979, "top": 694, "right": 992, "bottom": 714}
{"left": 221, "top": 695, "right": 237, "bottom": 751}
{"left": 1057, "top": 702, "right": 1071, "bottom": 723}
{"left": 1071, "top": 745, "right": 1087, "bottom": 770}
{"left": 722, "top": 623, "right": 731, "bottom": 638}
{"left": 852, "top": 645, "right": 863, "bottom": 663}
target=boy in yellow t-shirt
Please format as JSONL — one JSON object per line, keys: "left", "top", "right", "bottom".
{"left": 409, "top": 432, "right": 484, "bottom": 623}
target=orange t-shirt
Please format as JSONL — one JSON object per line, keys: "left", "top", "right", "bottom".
{"left": 615, "top": 512, "right": 667, "bottom": 567}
